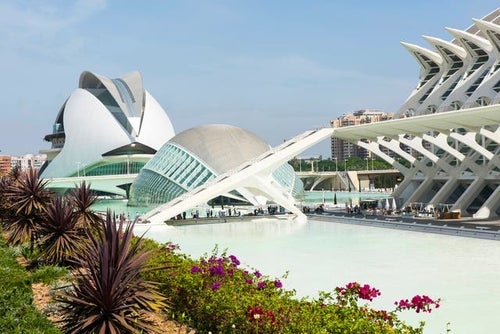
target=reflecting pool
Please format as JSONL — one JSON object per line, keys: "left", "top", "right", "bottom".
{"left": 133, "top": 218, "right": 500, "bottom": 334}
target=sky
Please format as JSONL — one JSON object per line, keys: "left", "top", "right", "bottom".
{"left": 1, "top": 0, "right": 498, "bottom": 157}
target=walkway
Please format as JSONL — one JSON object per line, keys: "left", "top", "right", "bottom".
{"left": 308, "top": 210, "right": 500, "bottom": 240}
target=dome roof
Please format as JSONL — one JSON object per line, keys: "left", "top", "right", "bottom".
{"left": 169, "top": 124, "right": 270, "bottom": 174}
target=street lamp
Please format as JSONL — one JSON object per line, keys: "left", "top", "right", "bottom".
{"left": 344, "top": 158, "right": 347, "bottom": 172}
{"left": 76, "top": 161, "right": 81, "bottom": 177}
{"left": 366, "top": 157, "right": 369, "bottom": 170}
{"left": 371, "top": 157, "right": 374, "bottom": 170}
{"left": 333, "top": 157, "right": 338, "bottom": 173}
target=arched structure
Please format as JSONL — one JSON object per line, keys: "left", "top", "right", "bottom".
{"left": 40, "top": 71, "right": 175, "bottom": 196}
{"left": 333, "top": 106, "right": 499, "bottom": 219}
{"left": 140, "top": 127, "right": 332, "bottom": 223}
{"left": 129, "top": 124, "right": 303, "bottom": 210}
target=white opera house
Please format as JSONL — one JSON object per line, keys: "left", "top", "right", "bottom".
{"left": 40, "top": 71, "right": 175, "bottom": 196}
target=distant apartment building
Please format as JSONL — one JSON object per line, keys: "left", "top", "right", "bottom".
{"left": 0, "top": 155, "right": 11, "bottom": 176}
{"left": 10, "top": 154, "right": 47, "bottom": 172}
{"left": 330, "top": 109, "right": 394, "bottom": 160}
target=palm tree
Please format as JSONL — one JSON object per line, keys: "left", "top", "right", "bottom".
{"left": 38, "top": 196, "right": 86, "bottom": 266}
{"left": 67, "top": 181, "right": 102, "bottom": 230}
{"left": 3, "top": 168, "right": 53, "bottom": 251}
{"left": 58, "top": 211, "right": 167, "bottom": 333}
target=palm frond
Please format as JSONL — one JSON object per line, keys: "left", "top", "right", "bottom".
{"left": 38, "top": 196, "right": 86, "bottom": 265}
{"left": 58, "top": 211, "right": 167, "bottom": 333}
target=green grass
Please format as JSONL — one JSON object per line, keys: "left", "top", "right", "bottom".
{"left": 0, "top": 236, "right": 62, "bottom": 333}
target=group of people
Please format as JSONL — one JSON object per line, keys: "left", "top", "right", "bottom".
{"left": 170, "top": 207, "right": 243, "bottom": 220}
{"left": 345, "top": 205, "right": 361, "bottom": 215}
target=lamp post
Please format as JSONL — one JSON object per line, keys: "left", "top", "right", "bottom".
{"left": 334, "top": 157, "right": 338, "bottom": 173}
{"left": 344, "top": 158, "right": 347, "bottom": 172}
{"left": 371, "top": 157, "right": 374, "bottom": 170}
{"left": 76, "top": 161, "right": 81, "bottom": 177}
{"left": 366, "top": 157, "right": 369, "bottom": 170}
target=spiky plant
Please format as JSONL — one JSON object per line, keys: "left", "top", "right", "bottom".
{"left": 38, "top": 196, "right": 86, "bottom": 266}
{"left": 58, "top": 211, "right": 167, "bottom": 333}
{"left": 9, "top": 164, "right": 21, "bottom": 181}
{"left": 67, "top": 181, "right": 102, "bottom": 231}
{"left": 3, "top": 168, "right": 52, "bottom": 249}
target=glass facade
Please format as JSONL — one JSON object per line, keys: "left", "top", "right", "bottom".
{"left": 272, "top": 163, "right": 304, "bottom": 197}
{"left": 71, "top": 161, "right": 146, "bottom": 177}
{"left": 129, "top": 144, "right": 216, "bottom": 206}
{"left": 129, "top": 142, "right": 304, "bottom": 207}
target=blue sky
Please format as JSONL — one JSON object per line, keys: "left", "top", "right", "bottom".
{"left": 1, "top": 0, "right": 498, "bottom": 157}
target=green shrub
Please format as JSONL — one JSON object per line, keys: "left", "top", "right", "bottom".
{"left": 0, "top": 237, "right": 61, "bottom": 333}
{"left": 30, "top": 265, "right": 69, "bottom": 284}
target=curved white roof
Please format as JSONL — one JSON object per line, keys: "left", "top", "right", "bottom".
{"left": 170, "top": 124, "right": 270, "bottom": 174}
{"left": 41, "top": 71, "right": 175, "bottom": 180}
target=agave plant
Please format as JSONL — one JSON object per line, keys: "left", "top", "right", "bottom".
{"left": 38, "top": 196, "right": 86, "bottom": 266}
{"left": 3, "top": 168, "right": 52, "bottom": 249}
{"left": 67, "top": 181, "right": 102, "bottom": 230}
{"left": 8, "top": 164, "right": 21, "bottom": 182}
{"left": 58, "top": 211, "right": 167, "bottom": 333}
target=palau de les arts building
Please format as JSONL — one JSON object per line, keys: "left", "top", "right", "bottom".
{"left": 40, "top": 9, "right": 500, "bottom": 220}
{"left": 40, "top": 71, "right": 176, "bottom": 197}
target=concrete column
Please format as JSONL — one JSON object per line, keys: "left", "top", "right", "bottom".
{"left": 474, "top": 184, "right": 500, "bottom": 219}
{"left": 451, "top": 177, "right": 484, "bottom": 216}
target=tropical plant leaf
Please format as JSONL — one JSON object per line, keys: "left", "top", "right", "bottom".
{"left": 57, "top": 211, "right": 168, "bottom": 333}
{"left": 38, "top": 196, "right": 86, "bottom": 266}
{"left": 67, "top": 181, "right": 102, "bottom": 230}
{"left": 2, "top": 168, "right": 52, "bottom": 250}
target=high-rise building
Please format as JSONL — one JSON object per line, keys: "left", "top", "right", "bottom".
{"left": 0, "top": 155, "right": 11, "bottom": 176}
{"left": 330, "top": 109, "right": 394, "bottom": 160}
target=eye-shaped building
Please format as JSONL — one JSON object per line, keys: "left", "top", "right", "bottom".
{"left": 128, "top": 124, "right": 304, "bottom": 208}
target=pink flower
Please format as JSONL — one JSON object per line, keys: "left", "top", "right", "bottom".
{"left": 211, "top": 281, "right": 222, "bottom": 291}
{"left": 229, "top": 254, "right": 240, "bottom": 266}
{"left": 394, "top": 295, "right": 441, "bottom": 313}
{"left": 190, "top": 265, "right": 201, "bottom": 274}
{"left": 208, "top": 264, "right": 225, "bottom": 277}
